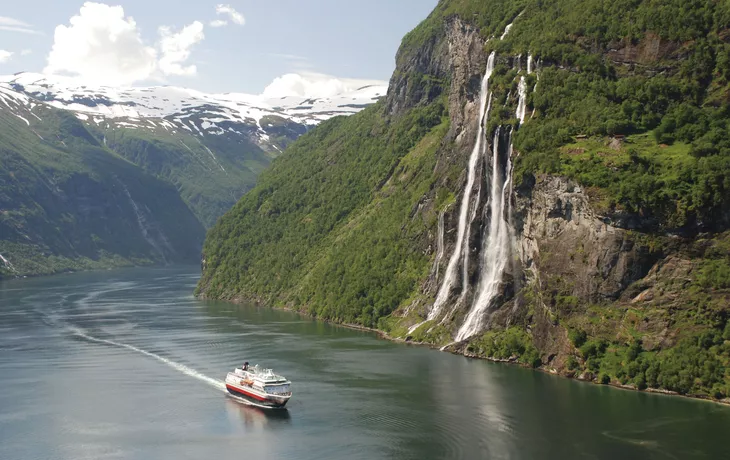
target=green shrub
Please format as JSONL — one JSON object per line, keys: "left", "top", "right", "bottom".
{"left": 569, "top": 328, "right": 588, "bottom": 348}
{"left": 626, "top": 339, "right": 643, "bottom": 362}
{"left": 696, "top": 259, "right": 730, "bottom": 290}
{"left": 567, "top": 356, "right": 579, "bottom": 371}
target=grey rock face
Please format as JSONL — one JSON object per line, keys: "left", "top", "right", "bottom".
{"left": 516, "top": 175, "right": 658, "bottom": 303}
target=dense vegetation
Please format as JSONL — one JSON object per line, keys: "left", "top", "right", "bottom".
{"left": 0, "top": 103, "right": 204, "bottom": 277}
{"left": 401, "top": 0, "right": 730, "bottom": 231}
{"left": 199, "top": 0, "right": 730, "bottom": 400}
{"left": 198, "top": 100, "right": 447, "bottom": 325}
{"left": 99, "top": 122, "right": 274, "bottom": 228}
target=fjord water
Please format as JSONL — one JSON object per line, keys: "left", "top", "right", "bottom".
{"left": 1, "top": 268, "right": 728, "bottom": 460}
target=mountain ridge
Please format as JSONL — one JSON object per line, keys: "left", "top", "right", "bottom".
{"left": 1, "top": 72, "right": 387, "bottom": 152}
{"left": 0, "top": 72, "right": 385, "bottom": 276}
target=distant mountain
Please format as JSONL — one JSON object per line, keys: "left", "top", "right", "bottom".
{"left": 0, "top": 73, "right": 386, "bottom": 226}
{"left": 0, "top": 85, "right": 205, "bottom": 276}
{"left": 0, "top": 73, "right": 385, "bottom": 277}
{"left": 1, "top": 72, "right": 386, "bottom": 151}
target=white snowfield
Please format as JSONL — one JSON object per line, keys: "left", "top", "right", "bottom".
{"left": 0, "top": 73, "right": 387, "bottom": 135}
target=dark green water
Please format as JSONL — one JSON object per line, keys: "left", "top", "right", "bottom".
{"left": 1, "top": 267, "right": 728, "bottom": 460}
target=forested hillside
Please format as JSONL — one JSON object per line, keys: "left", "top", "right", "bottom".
{"left": 198, "top": 0, "right": 730, "bottom": 401}
{"left": 0, "top": 92, "right": 205, "bottom": 277}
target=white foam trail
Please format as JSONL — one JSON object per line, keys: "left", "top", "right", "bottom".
{"left": 71, "top": 328, "right": 226, "bottom": 391}
{"left": 428, "top": 53, "right": 496, "bottom": 322}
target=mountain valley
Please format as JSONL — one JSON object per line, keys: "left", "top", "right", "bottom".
{"left": 0, "top": 73, "right": 384, "bottom": 276}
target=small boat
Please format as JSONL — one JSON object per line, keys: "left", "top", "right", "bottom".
{"left": 225, "top": 363, "right": 292, "bottom": 409}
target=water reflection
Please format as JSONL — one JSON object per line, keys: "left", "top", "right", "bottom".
{"left": 224, "top": 397, "right": 291, "bottom": 430}
{"left": 1, "top": 267, "right": 729, "bottom": 460}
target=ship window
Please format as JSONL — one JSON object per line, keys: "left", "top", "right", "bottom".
{"left": 265, "top": 384, "right": 290, "bottom": 394}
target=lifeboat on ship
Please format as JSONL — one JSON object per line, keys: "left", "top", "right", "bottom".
{"left": 225, "top": 363, "right": 292, "bottom": 409}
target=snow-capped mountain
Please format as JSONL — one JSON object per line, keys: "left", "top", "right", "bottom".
{"left": 0, "top": 72, "right": 387, "bottom": 151}
{"left": 0, "top": 71, "right": 387, "bottom": 276}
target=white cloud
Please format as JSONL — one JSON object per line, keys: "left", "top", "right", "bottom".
{"left": 20, "top": 49, "right": 32, "bottom": 56}
{"left": 0, "top": 50, "right": 13, "bottom": 63}
{"left": 44, "top": 2, "right": 157, "bottom": 86}
{"left": 215, "top": 4, "right": 244, "bottom": 25}
{"left": 0, "top": 16, "right": 39, "bottom": 34}
{"left": 262, "top": 72, "right": 387, "bottom": 99}
{"left": 158, "top": 21, "right": 205, "bottom": 76}
{"left": 209, "top": 19, "right": 228, "bottom": 28}
{"left": 44, "top": 2, "right": 204, "bottom": 86}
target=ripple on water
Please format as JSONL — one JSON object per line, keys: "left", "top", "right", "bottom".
{"left": 2, "top": 267, "right": 729, "bottom": 460}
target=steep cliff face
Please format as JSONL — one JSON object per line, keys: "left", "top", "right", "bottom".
{"left": 490, "top": 175, "right": 729, "bottom": 388}
{"left": 491, "top": 175, "right": 661, "bottom": 367}
{"left": 516, "top": 176, "right": 657, "bottom": 304}
{"left": 199, "top": 0, "right": 730, "bottom": 400}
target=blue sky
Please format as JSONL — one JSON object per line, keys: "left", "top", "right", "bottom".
{"left": 0, "top": 0, "right": 438, "bottom": 94}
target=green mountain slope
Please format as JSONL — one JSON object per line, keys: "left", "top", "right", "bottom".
{"left": 0, "top": 95, "right": 205, "bottom": 277}
{"left": 199, "top": 0, "right": 730, "bottom": 400}
{"left": 198, "top": 100, "right": 448, "bottom": 322}
{"left": 98, "top": 124, "right": 274, "bottom": 228}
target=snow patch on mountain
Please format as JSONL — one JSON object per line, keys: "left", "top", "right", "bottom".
{"left": 0, "top": 72, "right": 386, "bottom": 151}
{"left": 0, "top": 72, "right": 386, "bottom": 126}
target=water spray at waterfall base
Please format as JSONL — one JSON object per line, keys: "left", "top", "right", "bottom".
{"left": 455, "top": 128, "right": 515, "bottom": 342}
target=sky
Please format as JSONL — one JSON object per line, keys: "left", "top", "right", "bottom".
{"left": 0, "top": 0, "right": 438, "bottom": 97}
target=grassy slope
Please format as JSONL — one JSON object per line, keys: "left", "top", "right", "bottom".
{"left": 100, "top": 125, "right": 275, "bottom": 228}
{"left": 197, "top": 100, "right": 447, "bottom": 318}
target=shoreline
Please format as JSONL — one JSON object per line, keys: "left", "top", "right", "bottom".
{"left": 199, "top": 291, "right": 730, "bottom": 408}
{"left": 0, "top": 263, "right": 199, "bottom": 282}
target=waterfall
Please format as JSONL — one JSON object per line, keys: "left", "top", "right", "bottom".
{"left": 0, "top": 253, "right": 16, "bottom": 272}
{"left": 453, "top": 53, "right": 536, "bottom": 341}
{"left": 456, "top": 128, "right": 515, "bottom": 342}
{"left": 119, "top": 182, "right": 172, "bottom": 263}
{"left": 529, "top": 54, "right": 539, "bottom": 118}
{"left": 427, "top": 52, "right": 496, "bottom": 322}
{"left": 432, "top": 211, "right": 446, "bottom": 280}
{"left": 460, "top": 95, "right": 491, "bottom": 296}
{"left": 516, "top": 77, "right": 527, "bottom": 126}
{"left": 500, "top": 23, "right": 514, "bottom": 40}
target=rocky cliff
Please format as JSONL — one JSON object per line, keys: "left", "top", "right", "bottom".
{"left": 199, "top": 0, "right": 730, "bottom": 400}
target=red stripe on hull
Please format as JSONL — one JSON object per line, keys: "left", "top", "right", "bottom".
{"left": 225, "top": 384, "right": 271, "bottom": 402}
